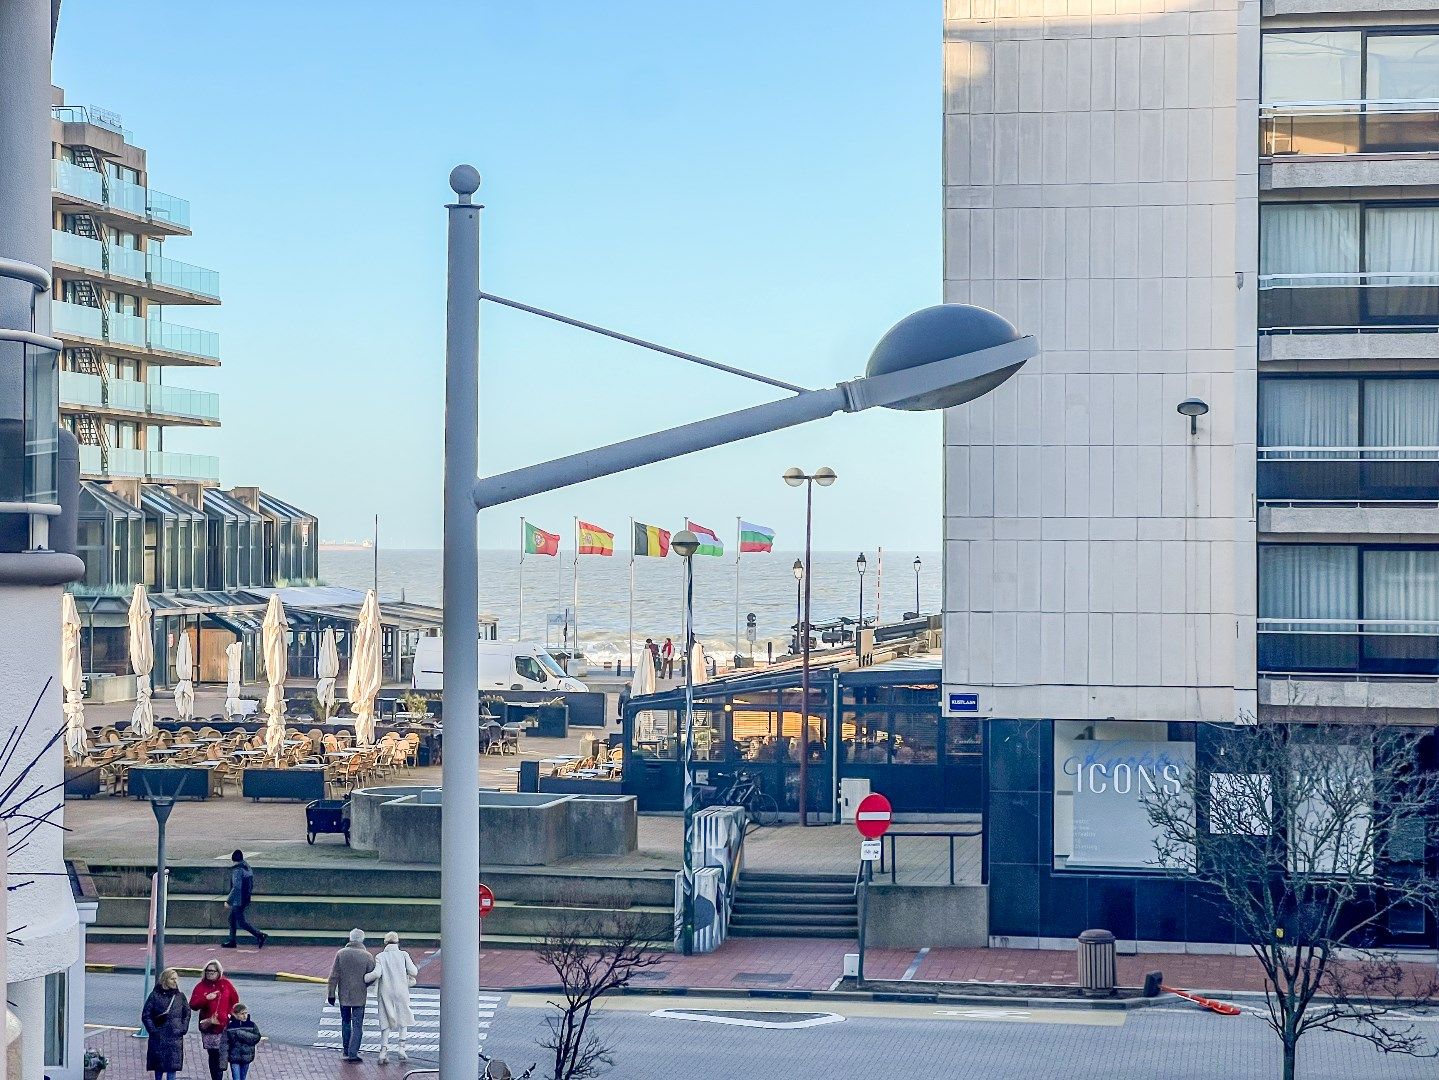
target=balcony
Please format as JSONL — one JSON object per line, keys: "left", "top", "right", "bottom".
{"left": 1259, "top": 273, "right": 1439, "bottom": 331}
{"left": 77, "top": 445, "right": 219, "bottom": 483}
{"left": 52, "top": 104, "right": 132, "bottom": 142}
{"left": 1257, "top": 448, "right": 1439, "bottom": 501}
{"left": 52, "top": 229, "right": 219, "bottom": 302}
{"left": 51, "top": 160, "right": 191, "bottom": 234}
{"left": 1262, "top": 102, "right": 1439, "bottom": 157}
{"left": 1259, "top": 619, "right": 1439, "bottom": 676}
{"left": 58, "top": 370, "right": 219, "bottom": 423}
{"left": 51, "top": 300, "right": 220, "bottom": 364}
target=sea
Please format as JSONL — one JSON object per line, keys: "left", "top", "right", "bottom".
{"left": 320, "top": 548, "right": 941, "bottom": 663}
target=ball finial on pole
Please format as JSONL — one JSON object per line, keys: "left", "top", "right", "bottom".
{"left": 449, "top": 164, "right": 482, "bottom": 200}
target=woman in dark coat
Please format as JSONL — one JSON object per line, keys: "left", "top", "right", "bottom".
{"left": 141, "top": 967, "right": 192, "bottom": 1080}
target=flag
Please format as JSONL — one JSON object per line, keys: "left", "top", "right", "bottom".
{"left": 739, "top": 520, "right": 775, "bottom": 553}
{"left": 633, "top": 521, "right": 670, "bottom": 558}
{"left": 686, "top": 520, "right": 724, "bottom": 557}
{"left": 524, "top": 521, "right": 560, "bottom": 556}
{"left": 577, "top": 521, "right": 615, "bottom": 556}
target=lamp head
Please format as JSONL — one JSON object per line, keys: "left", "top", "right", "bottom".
{"left": 814, "top": 467, "right": 837, "bottom": 487}
{"left": 866, "top": 304, "right": 1028, "bottom": 411}
{"left": 782, "top": 467, "right": 806, "bottom": 488}
{"left": 671, "top": 530, "right": 700, "bottom": 558}
{"left": 1177, "top": 397, "right": 1210, "bottom": 434}
{"left": 856, "top": 552, "right": 867, "bottom": 573}
{"left": 792, "top": 558, "right": 804, "bottom": 581}
{"left": 913, "top": 556, "right": 922, "bottom": 571}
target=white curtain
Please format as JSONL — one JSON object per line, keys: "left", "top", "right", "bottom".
{"left": 1259, "top": 545, "right": 1358, "bottom": 628}
{"left": 1363, "top": 550, "right": 1439, "bottom": 623}
{"left": 1363, "top": 378, "right": 1439, "bottom": 457}
{"left": 1259, "top": 378, "right": 1358, "bottom": 455}
{"left": 1260, "top": 203, "right": 1360, "bottom": 278}
{"left": 1363, "top": 206, "right": 1439, "bottom": 284}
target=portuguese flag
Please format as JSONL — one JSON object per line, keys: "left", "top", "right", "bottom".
{"left": 633, "top": 521, "right": 670, "bottom": 558}
{"left": 523, "top": 521, "right": 560, "bottom": 556}
{"left": 686, "top": 520, "right": 724, "bottom": 557}
{"left": 577, "top": 521, "right": 615, "bottom": 556}
{"left": 739, "top": 520, "right": 775, "bottom": 553}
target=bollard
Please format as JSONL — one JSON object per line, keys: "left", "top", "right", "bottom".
{"left": 1077, "top": 928, "right": 1117, "bottom": 997}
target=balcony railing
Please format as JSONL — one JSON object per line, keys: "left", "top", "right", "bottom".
{"left": 1257, "top": 447, "right": 1439, "bottom": 500}
{"left": 51, "top": 160, "right": 191, "bottom": 230}
{"left": 1259, "top": 618, "right": 1439, "bottom": 675}
{"left": 51, "top": 229, "right": 219, "bottom": 299}
{"left": 1261, "top": 100, "right": 1439, "bottom": 157}
{"left": 1259, "top": 272, "right": 1439, "bottom": 330}
{"left": 59, "top": 370, "right": 218, "bottom": 421}
{"left": 50, "top": 300, "right": 220, "bottom": 361}
{"left": 52, "top": 104, "right": 133, "bottom": 142}
{"left": 77, "top": 445, "right": 219, "bottom": 482}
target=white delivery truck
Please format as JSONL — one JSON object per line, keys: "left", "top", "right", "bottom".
{"left": 411, "top": 637, "right": 587, "bottom": 693}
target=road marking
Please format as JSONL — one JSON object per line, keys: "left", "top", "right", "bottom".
{"left": 901, "top": 947, "right": 930, "bottom": 981}
{"left": 313, "top": 989, "right": 502, "bottom": 1053}
{"left": 650, "top": 1008, "right": 844, "bottom": 1029}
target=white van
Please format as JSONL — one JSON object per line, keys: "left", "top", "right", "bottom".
{"left": 411, "top": 638, "right": 587, "bottom": 693}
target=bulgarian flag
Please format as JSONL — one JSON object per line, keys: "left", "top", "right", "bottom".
{"left": 577, "top": 521, "right": 615, "bottom": 556}
{"left": 633, "top": 520, "right": 670, "bottom": 558}
{"left": 686, "top": 520, "right": 724, "bottom": 557}
{"left": 739, "top": 520, "right": 775, "bottom": 553}
{"left": 523, "top": 521, "right": 560, "bottom": 556}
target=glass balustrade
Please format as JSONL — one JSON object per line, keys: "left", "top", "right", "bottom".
{"left": 149, "top": 382, "right": 220, "bottom": 421}
{"left": 146, "top": 450, "right": 219, "bottom": 482}
{"left": 146, "top": 252, "right": 219, "bottom": 298}
{"left": 109, "top": 246, "right": 148, "bottom": 282}
{"left": 1261, "top": 102, "right": 1439, "bottom": 156}
{"left": 77, "top": 445, "right": 102, "bottom": 474}
{"left": 49, "top": 159, "right": 191, "bottom": 229}
{"left": 147, "top": 317, "right": 219, "bottom": 360}
{"left": 51, "top": 300, "right": 103, "bottom": 339}
{"left": 51, "top": 302, "right": 219, "bottom": 361}
{"left": 58, "top": 370, "right": 104, "bottom": 408}
{"left": 107, "top": 447, "right": 146, "bottom": 476}
{"left": 51, "top": 229, "right": 103, "bottom": 271}
{"left": 107, "top": 310, "right": 148, "bottom": 349}
{"left": 51, "top": 159, "right": 104, "bottom": 204}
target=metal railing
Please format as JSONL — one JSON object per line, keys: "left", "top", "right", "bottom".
{"left": 50, "top": 159, "right": 191, "bottom": 229}
{"left": 1256, "top": 451, "right": 1439, "bottom": 501}
{"left": 50, "top": 300, "right": 220, "bottom": 361}
{"left": 1261, "top": 100, "right": 1439, "bottom": 157}
{"left": 874, "top": 827, "right": 984, "bottom": 886}
{"left": 52, "top": 103, "right": 133, "bottom": 141}
{"left": 1258, "top": 618, "right": 1439, "bottom": 676}
{"left": 1259, "top": 272, "right": 1439, "bottom": 329}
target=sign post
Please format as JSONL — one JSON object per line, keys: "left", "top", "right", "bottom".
{"left": 854, "top": 793, "right": 892, "bottom": 984}
{"left": 478, "top": 883, "right": 494, "bottom": 965}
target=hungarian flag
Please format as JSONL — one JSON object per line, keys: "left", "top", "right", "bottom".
{"left": 686, "top": 520, "right": 724, "bottom": 557}
{"left": 577, "top": 521, "right": 615, "bottom": 556}
{"left": 523, "top": 521, "right": 560, "bottom": 556}
{"left": 633, "top": 521, "right": 670, "bottom": 558}
{"left": 739, "top": 520, "right": 775, "bottom": 553}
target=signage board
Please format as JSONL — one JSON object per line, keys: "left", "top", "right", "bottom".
{"left": 478, "top": 883, "right": 495, "bottom": 918}
{"left": 860, "top": 839, "right": 881, "bottom": 862}
{"left": 855, "top": 793, "right": 893, "bottom": 839}
{"left": 948, "top": 692, "right": 979, "bottom": 713}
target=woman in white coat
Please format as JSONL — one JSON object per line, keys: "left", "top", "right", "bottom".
{"left": 364, "top": 930, "right": 418, "bottom": 1063}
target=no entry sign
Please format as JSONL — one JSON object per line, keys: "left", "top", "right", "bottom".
{"left": 855, "top": 793, "right": 893, "bottom": 839}
{"left": 478, "top": 883, "right": 495, "bottom": 918}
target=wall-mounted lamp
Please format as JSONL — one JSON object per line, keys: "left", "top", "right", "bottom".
{"left": 1177, "top": 397, "right": 1209, "bottom": 435}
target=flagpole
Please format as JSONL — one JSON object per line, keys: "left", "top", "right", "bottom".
{"left": 572, "top": 516, "right": 580, "bottom": 671}
{"left": 734, "top": 517, "right": 741, "bottom": 664}
{"left": 628, "top": 517, "right": 635, "bottom": 677}
{"left": 518, "top": 516, "right": 525, "bottom": 643}
{"left": 876, "top": 545, "right": 884, "bottom": 627}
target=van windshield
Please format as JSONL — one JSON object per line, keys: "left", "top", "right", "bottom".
{"left": 535, "top": 651, "right": 568, "bottom": 679}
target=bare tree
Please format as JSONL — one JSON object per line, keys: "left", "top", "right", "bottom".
{"left": 1145, "top": 722, "right": 1439, "bottom": 1080}
{"left": 533, "top": 901, "right": 667, "bottom": 1080}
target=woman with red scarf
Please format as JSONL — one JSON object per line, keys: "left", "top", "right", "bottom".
{"left": 189, "top": 960, "right": 241, "bottom": 1080}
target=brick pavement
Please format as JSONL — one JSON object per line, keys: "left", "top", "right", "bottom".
{"left": 84, "top": 1025, "right": 422, "bottom": 1080}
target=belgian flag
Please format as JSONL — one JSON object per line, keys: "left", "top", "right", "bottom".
{"left": 633, "top": 521, "right": 670, "bottom": 557}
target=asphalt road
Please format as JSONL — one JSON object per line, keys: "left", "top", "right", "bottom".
{"left": 87, "top": 973, "right": 1439, "bottom": 1080}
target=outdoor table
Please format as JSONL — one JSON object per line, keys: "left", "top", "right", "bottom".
{"left": 242, "top": 766, "right": 327, "bottom": 802}
{"left": 231, "top": 749, "right": 266, "bottom": 758}
{"left": 127, "top": 764, "right": 215, "bottom": 800}
{"left": 148, "top": 748, "right": 184, "bottom": 758}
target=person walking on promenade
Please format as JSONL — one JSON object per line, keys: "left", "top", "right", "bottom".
{"left": 328, "top": 928, "right": 376, "bottom": 1061}
{"left": 645, "top": 637, "right": 659, "bottom": 671}
{"left": 221, "top": 849, "right": 267, "bottom": 950}
{"left": 190, "top": 960, "right": 241, "bottom": 1080}
{"left": 365, "top": 930, "right": 419, "bottom": 1063}
{"left": 141, "top": 967, "right": 191, "bottom": 1080}
{"left": 660, "top": 636, "right": 674, "bottom": 678}
{"left": 223, "top": 1002, "right": 262, "bottom": 1080}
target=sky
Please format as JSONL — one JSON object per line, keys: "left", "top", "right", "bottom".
{"left": 53, "top": 1, "right": 942, "bottom": 551}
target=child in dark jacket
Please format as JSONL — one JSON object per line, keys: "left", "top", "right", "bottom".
{"left": 222, "top": 1003, "right": 262, "bottom": 1080}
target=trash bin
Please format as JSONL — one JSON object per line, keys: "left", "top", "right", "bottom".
{"left": 1077, "top": 928, "right": 1117, "bottom": 997}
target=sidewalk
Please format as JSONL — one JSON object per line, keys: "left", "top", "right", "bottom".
{"left": 85, "top": 1025, "right": 408, "bottom": 1080}
{"left": 86, "top": 937, "right": 1354, "bottom": 996}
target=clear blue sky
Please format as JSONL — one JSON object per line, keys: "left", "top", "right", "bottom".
{"left": 54, "top": 1, "right": 941, "bottom": 551}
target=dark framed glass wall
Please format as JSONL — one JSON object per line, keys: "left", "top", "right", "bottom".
{"left": 203, "top": 489, "right": 265, "bottom": 591}
{"left": 75, "top": 482, "right": 143, "bottom": 595}
{"left": 140, "top": 485, "right": 206, "bottom": 593}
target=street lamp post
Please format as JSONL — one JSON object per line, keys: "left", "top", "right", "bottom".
{"left": 147, "top": 794, "right": 175, "bottom": 976}
{"left": 913, "top": 556, "right": 923, "bottom": 619}
{"left": 791, "top": 559, "right": 804, "bottom": 656}
{"left": 672, "top": 529, "right": 700, "bottom": 955}
{"left": 784, "top": 467, "right": 836, "bottom": 826}
{"left": 856, "top": 552, "right": 867, "bottom": 652}
{"left": 442, "top": 164, "right": 1036, "bottom": 1074}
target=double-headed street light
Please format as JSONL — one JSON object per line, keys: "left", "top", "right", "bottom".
{"left": 440, "top": 165, "right": 1035, "bottom": 1078}
{"left": 671, "top": 529, "right": 700, "bottom": 955}
{"left": 783, "top": 466, "right": 835, "bottom": 826}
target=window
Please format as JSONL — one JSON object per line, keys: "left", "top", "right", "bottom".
{"left": 1363, "top": 549, "right": 1439, "bottom": 625}
{"left": 1366, "top": 33, "right": 1439, "bottom": 99}
{"left": 43, "top": 970, "right": 66, "bottom": 1068}
{"left": 1260, "top": 203, "right": 1359, "bottom": 277}
{"left": 1259, "top": 379, "right": 1358, "bottom": 453}
{"left": 1259, "top": 544, "right": 1358, "bottom": 624}
{"left": 515, "top": 655, "right": 548, "bottom": 684}
{"left": 1262, "top": 31, "right": 1362, "bottom": 102}
{"left": 1053, "top": 720, "right": 1195, "bottom": 871}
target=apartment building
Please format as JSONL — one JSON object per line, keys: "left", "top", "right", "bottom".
{"left": 942, "top": 0, "right": 1437, "bottom": 949}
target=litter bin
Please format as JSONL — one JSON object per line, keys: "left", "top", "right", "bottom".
{"left": 1077, "top": 928, "right": 1117, "bottom": 997}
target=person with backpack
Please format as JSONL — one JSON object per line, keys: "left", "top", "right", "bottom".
{"left": 141, "top": 967, "right": 191, "bottom": 1080}
{"left": 221, "top": 849, "right": 267, "bottom": 950}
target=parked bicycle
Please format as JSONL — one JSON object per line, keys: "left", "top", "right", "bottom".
{"left": 696, "top": 769, "right": 779, "bottom": 827}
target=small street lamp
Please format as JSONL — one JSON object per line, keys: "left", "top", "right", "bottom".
{"left": 784, "top": 467, "right": 836, "bottom": 826}
{"left": 671, "top": 529, "right": 700, "bottom": 955}
{"left": 791, "top": 558, "right": 804, "bottom": 655}
{"left": 913, "top": 556, "right": 923, "bottom": 619}
{"left": 856, "top": 552, "right": 868, "bottom": 648}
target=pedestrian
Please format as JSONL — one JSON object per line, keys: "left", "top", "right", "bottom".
{"left": 364, "top": 930, "right": 419, "bottom": 1064}
{"left": 221, "top": 849, "right": 267, "bottom": 950}
{"left": 141, "top": 967, "right": 191, "bottom": 1080}
{"left": 327, "top": 927, "right": 376, "bottom": 1061}
{"left": 189, "top": 959, "right": 241, "bottom": 1080}
{"left": 661, "top": 636, "right": 674, "bottom": 678}
{"left": 644, "top": 637, "right": 658, "bottom": 670}
{"left": 223, "top": 1002, "right": 262, "bottom": 1080}
{"left": 617, "top": 682, "right": 631, "bottom": 724}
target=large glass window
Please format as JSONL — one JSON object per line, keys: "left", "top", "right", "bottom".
{"left": 1364, "top": 378, "right": 1439, "bottom": 453}
{"left": 1259, "top": 544, "right": 1359, "bottom": 623}
{"left": 1365, "top": 206, "right": 1439, "bottom": 285}
{"left": 1259, "top": 378, "right": 1358, "bottom": 452}
{"left": 1363, "top": 549, "right": 1439, "bottom": 624}
{"left": 1260, "top": 203, "right": 1359, "bottom": 277}
{"left": 1053, "top": 720, "right": 1195, "bottom": 871}
{"left": 1365, "top": 33, "right": 1439, "bottom": 100}
{"left": 1262, "top": 31, "right": 1362, "bottom": 102}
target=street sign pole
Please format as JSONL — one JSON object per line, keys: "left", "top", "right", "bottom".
{"left": 858, "top": 855, "right": 871, "bottom": 983}
{"left": 854, "top": 793, "right": 892, "bottom": 988}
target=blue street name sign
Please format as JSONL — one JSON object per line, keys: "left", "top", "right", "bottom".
{"left": 949, "top": 692, "right": 979, "bottom": 713}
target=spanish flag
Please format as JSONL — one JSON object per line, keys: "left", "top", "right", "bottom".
{"left": 633, "top": 521, "right": 670, "bottom": 558}
{"left": 577, "top": 521, "right": 615, "bottom": 556}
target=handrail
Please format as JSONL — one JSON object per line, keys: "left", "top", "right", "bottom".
{"left": 1259, "top": 618, "right": 1439, "bottom": 634}
{"left": 1259, "top": 272, "right": 1439, "bottom": 288}
{"left": 0, "top": 257, "right": 51, "bottom": 292}
{"left": 1258, "top": 446, "right": 1439, "bottom": 460}
{"left": 876, "top": 828, "right": 983, "bottom": 886}
{"left": 1261, "top": 98, "right": 1439, "bottom": 114}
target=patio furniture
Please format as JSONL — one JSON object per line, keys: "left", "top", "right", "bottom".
{"left": 127, "top": 764, "right": 215, "bottom": 800}
{"left": 244, "top": 766, "right": 327, "bottom": 802}
{"left": 305, "top": 798, "right": 352, "bottom": 845}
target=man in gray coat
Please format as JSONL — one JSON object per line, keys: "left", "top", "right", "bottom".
{"left": 327, "top": 928, "right": 376, "bottom": 1061}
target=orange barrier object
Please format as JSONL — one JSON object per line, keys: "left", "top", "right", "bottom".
{"left": 1162, "top": 985, "right": 1243, "bottom": 1016}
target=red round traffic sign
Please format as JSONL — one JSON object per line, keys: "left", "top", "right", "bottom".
{"left": 478, "top": 884, "right": 495, "bottom": 918}
{"left": 855, "top": 793, "right": 893, "bottom": 839}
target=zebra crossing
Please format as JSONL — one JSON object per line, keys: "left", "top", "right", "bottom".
{"left": 315, "top": 988, "right": 503, "bottom": 1054}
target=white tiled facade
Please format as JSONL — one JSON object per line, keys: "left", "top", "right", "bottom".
{"left": 942, "top": 0, "right": 1261, "bottom": 725}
